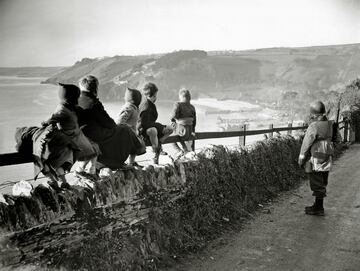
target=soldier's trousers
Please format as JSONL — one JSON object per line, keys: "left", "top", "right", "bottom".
{"left": 307, "top": 171, "right": 329, "bottom": 199}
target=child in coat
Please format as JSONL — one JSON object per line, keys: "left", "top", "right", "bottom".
{"left": 117, "top": 87, "right": 145, "bottom": 166}
{"left": 43, "top": 83, "right": 100, "bottom": 184}
{"left": 138, "top": 83, "right": 173, "bottom": 164}
{"left": 170, "top": 88, "right": 196, "bottom": 158}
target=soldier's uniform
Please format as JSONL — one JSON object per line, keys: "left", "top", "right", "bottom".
{"left": 298, "top": 101, "right": 341, "bottom": 215}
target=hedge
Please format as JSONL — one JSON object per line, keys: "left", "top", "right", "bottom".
{"left": 47, "top": 136, "right": 305, "bottom": 270}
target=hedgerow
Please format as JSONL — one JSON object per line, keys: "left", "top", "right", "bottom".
{"left": 57, "top": 136, "right": 305, "bottom": 270}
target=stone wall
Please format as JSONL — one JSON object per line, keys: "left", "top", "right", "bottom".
{"left": 0, "top": 163, "right": 189, "bottom": 234}
{"left": 0, "top": 136, "right": 306, "bottom": 270}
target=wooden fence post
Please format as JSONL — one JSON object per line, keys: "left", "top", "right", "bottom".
{"left": 349, "top": 122, "right": 355, "bottom": 142}
{"left": 239, "top": 124, "right": 246, "bottom": 146}
{"left": 344, "top": 121, "right": 349, "bottom": 143}
{"left": 191, "top": 138, "right": 195, "bottom": 152}
{"left": 268, "top": 124, "right": 274, "bottom": 138}
{"left": 287, "top": 122, "right": 292, "bottom": 135}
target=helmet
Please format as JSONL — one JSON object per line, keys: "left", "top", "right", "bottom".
{"left": 310, "top": 101, "right": 326, "bottom": 115}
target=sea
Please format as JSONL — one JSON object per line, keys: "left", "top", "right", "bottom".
{"left": 0, "top": 76, "right": 286, "bottom": 191}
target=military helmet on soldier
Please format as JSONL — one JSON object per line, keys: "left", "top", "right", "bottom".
{"left": 310, "top": 101, "right": 326, "bottom": 115}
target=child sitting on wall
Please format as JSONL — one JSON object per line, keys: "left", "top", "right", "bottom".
{"left": 15, "top": 125, "right": 76, "bottom": 189}
{"left": 116, "top": 87, "right": 146, "bottom": 166}
{"left": 170, "top": 88, "right": 196, "bottom": 158}
{"left": 42, "top": 83, "right": 100, "bottom": 184}
{"left": 138, "top": 83, "right": 173, "bottom": 164}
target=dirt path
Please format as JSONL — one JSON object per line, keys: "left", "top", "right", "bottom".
{"left": 170, "top": 145, "right": 360, "bottom": 271}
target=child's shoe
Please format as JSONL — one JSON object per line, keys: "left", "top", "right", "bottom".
{"left": 151, "top": 146, "right": 161, "bottom": 164}
{"left": 75, "top": 171, "right": 98, "bottom": 181}
{"left": 47, "top": 180, "right": 62, "bottom": 191}
{"left": 119, "top": 163, "right": 135, "bottom": 170}
{"left": 158, "top": 144, "right": 168, "bottom": 155}
{"left": 60, "top": 182, "right": 71, "bottom": 189}
{"left": 129, "top": 162, "right": 143, "bottom": 168}
{"left": 152, "top": 151, "right": 160, "bottom": 164}
{"left": 173, "top": 150, "right": 184, "bottom": 160}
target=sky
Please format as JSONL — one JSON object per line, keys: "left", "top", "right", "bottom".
{"left": 0, "top": 0, "right": 360, "bottom": 67}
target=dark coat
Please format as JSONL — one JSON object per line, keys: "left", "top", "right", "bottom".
{"left": 170, "top": 102, "right": 196, "bottom": 140}
{"left": 78, "top": 91, "right": 117, "bottom": 143}
{"left": 15, "top": 126, "right": 75, "bottom": 178}
{"left": 44, "top": 104, "right": 100, "bottom": 160}
{"left": 170, "top": 101, "right": 196, "bottom": 129}
{"left": 137, "top": 99, "right": 158, "bottom": 134}
{"left": 98, "top": 124, "right": 145, "bottom": 169}
{"left": 78, "top": 91, "right": 143, "bottom": 168}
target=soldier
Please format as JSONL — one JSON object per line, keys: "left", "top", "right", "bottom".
{"left": 298, "top": 101, "right": 341, "bottom": 216}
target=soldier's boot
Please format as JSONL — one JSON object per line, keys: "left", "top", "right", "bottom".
{"left": 305, "top": 201, "right": 316, "bottom": 211}
{"left": 305, "top": 197, "right": 323, "bottom": 210}
{"left": 305, "top": 198, "right": 324, "bottom": 216}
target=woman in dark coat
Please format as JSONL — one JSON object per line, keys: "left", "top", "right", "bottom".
{"left": 77, "top": 75, "right": 145, "bottom": 169}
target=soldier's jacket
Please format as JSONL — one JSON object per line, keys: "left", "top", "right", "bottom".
{"left": 299, "top": 117, "right": 341, "bottom": 172}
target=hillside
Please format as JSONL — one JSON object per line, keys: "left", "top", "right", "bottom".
{"left": 0, "top": 67, "right": 66, "bottom": 77}
{"left": 43, "top": 55, "right": 149, "bottom": 100}
{"left": 44, "top": 44, "right": 360, "bottom": 103}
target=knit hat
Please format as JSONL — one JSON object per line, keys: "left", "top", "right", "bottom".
{"left": 124, "top": 87, "right": 142, "bottom": 107}
{"left": 58, "top": 83, "right": 80, "bottom": 105}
